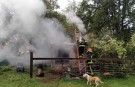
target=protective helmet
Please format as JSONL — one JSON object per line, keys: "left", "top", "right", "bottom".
{"left": 88, "top": 48, "right": 92, "bottom": 52}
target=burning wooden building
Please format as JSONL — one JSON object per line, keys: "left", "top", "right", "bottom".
{"left": 49, "top": 42, "right": 77, "bottom": 67}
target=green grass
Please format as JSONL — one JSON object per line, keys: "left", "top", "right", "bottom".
{"left": 60, "top": 76, "right": 135, "bottom": 87}
{"left": 0, "top": 67, "right": 135, "bottom": 87}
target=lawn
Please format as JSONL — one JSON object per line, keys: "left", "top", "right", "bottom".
{"left": 0, "top": 67, "right": 135, "bottom": 87}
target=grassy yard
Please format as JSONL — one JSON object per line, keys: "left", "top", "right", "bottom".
{"left": 0, "top": 67, "right": 135, "bottom": 87}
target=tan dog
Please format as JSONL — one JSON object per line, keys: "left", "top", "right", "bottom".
{"left": 83, "top": 73, "right": 103, "bottom": 87}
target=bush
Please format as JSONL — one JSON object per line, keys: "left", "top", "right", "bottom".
{"left": 126, "top": 33, "right": 135, "bottom": 58}
{"left": 102, "top": 38, "right": 126, "bottom": 58}
{"left": 0, "top": 59, "right": 9, "bottom": 66}
{"left": 0, "top": 66, "right": 12, "bottom": 72}
{"left": 89, "top": 36, "right": 126, "bottom": 58}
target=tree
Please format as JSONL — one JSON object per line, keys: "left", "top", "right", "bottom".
{"left": 66, "top": 0, "right": 78, "bottom": 12}
{"left": 43, "top": 0, "right": 59, "bottom": 10}
{"left": 77, "top": 0, "right": 135, "bottom": 42}
{"left": 45, "top": 11, "right": 74, "bottom": 38}
{"left": 43, "top": 0, "right": 81, "bottom": 39}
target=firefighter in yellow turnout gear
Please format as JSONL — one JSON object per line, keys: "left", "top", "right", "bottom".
{"left": 86, "top": 47, "right": 93, "bottom": 74}
{"left": 78, "top": 37, "right": 87, "bottom": 58}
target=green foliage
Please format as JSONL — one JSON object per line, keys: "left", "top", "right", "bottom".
{"left": 88, "top": 35, "right": 102, "bottom": 58}
{"left": 77, "top": 0, "right": 135, "bottom": 58}
{"left": 127, "top": 33, "right": 135, "bottom": 58}
{"left": 89, "top": 34, "right": 126, "bottom": 58}
{"left": 0, "top": 66, "right": 12, "bottom": 72}
{"left": 43, "top": 0, "right": 59, "bottom": 10}
{"left": 0, "top": 59, "right": 9, "bottom": 66}
{"left": 77, "top": 0, "right": 135, "bottom": 42}
{"left": 65, "top": 0, "right": 78, "bottom": 12}
{"left": 102, "top": 38, "right": 126, "bottom": 58}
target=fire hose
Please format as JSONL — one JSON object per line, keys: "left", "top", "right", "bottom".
{"left": 56, "top": 75, "right": 64, "bottom": 87}
{"left": 89, "top": 64, "right": 94, "bottom": 75}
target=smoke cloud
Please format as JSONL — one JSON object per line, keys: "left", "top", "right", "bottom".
{"left": 64, "top": 11, "right": 86, "bottom": 33}
{"left": 0, "top": 0, "right": 74, "bottom": 65}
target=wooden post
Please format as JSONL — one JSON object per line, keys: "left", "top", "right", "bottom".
{"left": 30, "top": 51, "right": 33, "bottom": 78}
{"left": 61, "top": 59, "right": 64, "bottom": 76}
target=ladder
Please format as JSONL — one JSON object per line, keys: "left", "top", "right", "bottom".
{"left": 74, "top": 29, "right": 86, "bottom": 74}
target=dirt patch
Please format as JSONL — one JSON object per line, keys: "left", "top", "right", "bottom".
{"left": 44, "top": 73, "right": 61, "bottom": 83}
{"left": 36, "top": 73, "right": 61, "bottom": 83}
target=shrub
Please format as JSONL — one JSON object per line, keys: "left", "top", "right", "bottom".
{"left": 89, "top": 36, "right": 126, "bottom": 58}
{"left": 0, "top": 66, "right": 12, "bottom": 72}
{"left": 126, "top": 33, "right": 135, "bottom": 58}
{"left": 102, "top": 38, "right": 126, "bottom": 58}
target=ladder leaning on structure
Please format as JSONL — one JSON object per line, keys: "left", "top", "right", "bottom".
{"left": 74, "top": 29, "right": 86, "bottom": 74}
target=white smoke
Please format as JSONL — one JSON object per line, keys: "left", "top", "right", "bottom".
{"left": 64, "top": 11, "right": 86, "bottom": 33}
{"left": 0, "top": 0, "right": 74, "bottom": 65}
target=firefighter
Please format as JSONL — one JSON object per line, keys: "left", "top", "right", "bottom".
{"left": 86, "top": 47, "right": 93, "bottom": 74}
{"left": 87, "top": 47, "right": 93, "bottom": 64}
{"left": 78, "top": 37, "right": 87, "bottom": 58}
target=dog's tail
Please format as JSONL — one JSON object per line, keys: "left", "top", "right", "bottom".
{"left": 100, "top": 80, "right": 104, "bottom": 83}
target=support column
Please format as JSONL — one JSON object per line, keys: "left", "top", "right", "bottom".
{"left": 30, "top": 51, "right": 33, "bottom": 78}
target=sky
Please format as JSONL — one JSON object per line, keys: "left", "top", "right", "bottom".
{"left": 57, "top": 0, "right": 82, "bottom": 10}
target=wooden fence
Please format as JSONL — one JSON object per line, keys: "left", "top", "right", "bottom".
{"left": 30, "top": 51, "right": 135, "bottom": 78}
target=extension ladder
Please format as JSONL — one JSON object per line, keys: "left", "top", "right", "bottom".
{"left": 74, "top": 29, "right": 86, "bottom": 74}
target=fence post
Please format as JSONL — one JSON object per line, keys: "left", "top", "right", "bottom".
{"left": 30, "top": 51, "right": 33, "bottom": 78}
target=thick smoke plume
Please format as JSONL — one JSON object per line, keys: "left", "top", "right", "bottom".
{"left": 0, "top": 0, "right": 73, "bottom": 65}
{"left": 64, "top": 11, "right": 86, "bottom": 33}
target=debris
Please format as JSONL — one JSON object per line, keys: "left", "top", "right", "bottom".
{"left": 16, "top": 62, "right": 24, "bottom": 72}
